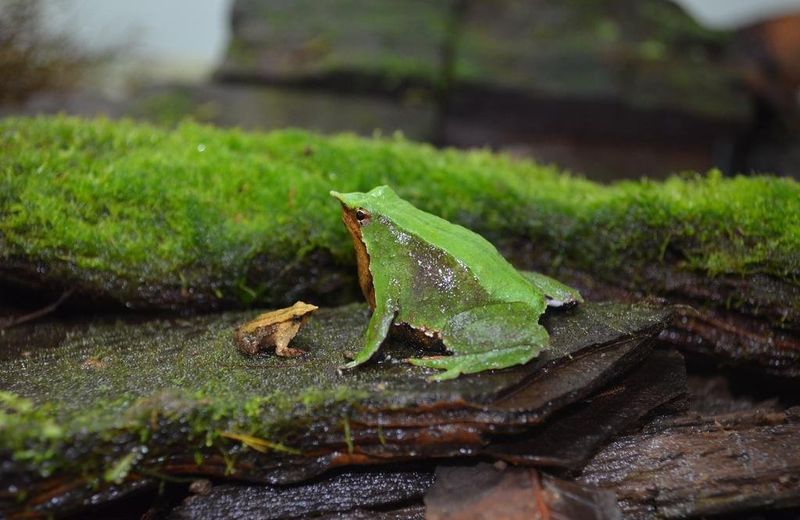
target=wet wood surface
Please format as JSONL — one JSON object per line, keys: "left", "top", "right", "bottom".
{"left": 579, "top": 406, "right": 800, "bottom": 518}
{"left": 169, "top": 469, "right": 433, "bottom": 520}
{"left": 538, "top": 263, "right": 800, "bottom": 379}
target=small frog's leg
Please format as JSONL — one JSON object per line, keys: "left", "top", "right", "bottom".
{"left": 342, "top": 302, "right": 397, "bottom": 369}
{"left": 407, "top": 303, "right": 548, "bottom": 381}
{"left": 520, "top": 271, "right": 583, "bottom": 307}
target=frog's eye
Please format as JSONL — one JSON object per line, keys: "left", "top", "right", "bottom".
{"left": 355, "top": 209, "right": 370, "bottom": 225}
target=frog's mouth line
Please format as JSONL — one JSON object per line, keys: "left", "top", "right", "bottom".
{"left": 339, "top": 205, "right": 376, "bottom": 309}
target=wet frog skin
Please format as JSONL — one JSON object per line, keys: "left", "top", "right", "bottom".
{"left": 331, "top": 186, "right": 582, "bottom": 381}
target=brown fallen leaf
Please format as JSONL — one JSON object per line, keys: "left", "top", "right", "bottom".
{"left": 234, "top": 301, "right": 318, "bottom": 357}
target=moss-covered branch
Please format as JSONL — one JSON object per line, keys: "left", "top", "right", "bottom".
{"left": 1, "top": 116, "right": 797, "bottom": 314}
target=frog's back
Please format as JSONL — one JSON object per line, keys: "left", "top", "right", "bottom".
{"left": 368, "top": 188, "right": 542, "bottom": 306}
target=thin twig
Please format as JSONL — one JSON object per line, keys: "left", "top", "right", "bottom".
{"left": 0, "top": 288, "right": 75, "bottom": 329}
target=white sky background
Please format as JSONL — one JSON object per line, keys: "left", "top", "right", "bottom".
{"left": 680, "top": 0, "right": 800, "bottom": 27}
{"left": 42, "top": 0, "right": 233, "bottom": 80}
{"left": 41, "top": 0, "right": 800, "bottom": 81}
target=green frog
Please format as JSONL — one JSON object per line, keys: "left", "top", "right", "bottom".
{"left": 331, "top": 186, "right": 581, "bottom": 381}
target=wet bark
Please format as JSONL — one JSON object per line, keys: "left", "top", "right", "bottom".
{"left": 579, "top": 406, "right": 800, "bottom": 518}
{"left": 508, "top": 256, "right": 800, "bottom": 379}
{"left": 169, "top": 469, "right": 434, "bottom": 520}
{"left": 0, "top": 303, "right": 671, "bottom": 517}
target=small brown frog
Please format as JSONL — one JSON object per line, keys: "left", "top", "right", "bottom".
{"left": 234, "top": 301, "right": 318, "bottom": 357}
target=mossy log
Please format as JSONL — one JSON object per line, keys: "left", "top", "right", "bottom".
{"left": 1, "top": 116, "right": 798, "bottom": 377}
{"left": 217, "top": 0, "right": 746, "bottom": 121}
{"left": 163, "top": 403, "right": 800, "bottom": 519}
{"left": 535, "top": 263, "right": 800, "bottom": 378}
{"left": 0, "top": 302, "right": 668, "bottom": 516}
{"left": 128, "top": 84, "right": 439, "bottom": 141}
{"left": 217, "top": 0, "right": 450, "bottom": 88}
{"left": 453, "top": 0, "right": 745, "bottom": 121}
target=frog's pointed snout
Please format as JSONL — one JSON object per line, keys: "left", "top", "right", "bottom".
{"left": 330, "top": 190, "right": 354, "bottom": 206}
{"left": 330, "top": 190, "right": 360, "bottom": 209}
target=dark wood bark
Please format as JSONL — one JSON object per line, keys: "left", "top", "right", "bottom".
{"left": 524, "top": 261, "right": 800, "bottom": 380}
{"left": 169, "top": 469, "right": 434, "bottom": 520}
{"left": 579, "top": 406, "right": 800, "bottom": 518}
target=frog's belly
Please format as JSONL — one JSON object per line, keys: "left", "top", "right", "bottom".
{"left": 394, "top": 318, "right": 442, "bottom": 339}
{"left": 392, "top": 297, "right": 476, "bottom": 343}
{"left": 393, "top": 304, "right": 455, "bottom": 339}
{"left": 389, "top": 320, "right": 446, "bottom": 352}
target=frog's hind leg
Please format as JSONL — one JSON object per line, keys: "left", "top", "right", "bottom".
{"left": 520, "top": 271, "right": 583, "bottom": 307}
{"left": 408, "top": 346, "right": 540, "bottom": 381}
{"left": 407, "top": 303, "right": 548, "bottom": 381}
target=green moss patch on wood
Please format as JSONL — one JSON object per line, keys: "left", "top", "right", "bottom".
{"left": 1, "top": 116, "right": 798, "bottom": 315}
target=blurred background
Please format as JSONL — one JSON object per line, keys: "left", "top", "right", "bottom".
{"left": 2, "top": 0, "right": 799, "bottom": 181}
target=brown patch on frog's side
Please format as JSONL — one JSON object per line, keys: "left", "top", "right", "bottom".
{"left": 340, "top": 206, "right": 376, "bottom": 309}
{"left": 390, "top": 321, "right": 445, "bottom": 350}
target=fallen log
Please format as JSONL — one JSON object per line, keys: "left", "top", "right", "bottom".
{"left": 169, "top": 469, "right": 434, "bottom": 520}
{"left": 0, "top": 302, "right": 669, "bottom": 517}
{"left": 485, "top": 348, "right": 687, "bottom": 472}
{"left": 2, "top": 117, "right": 797, "bottom": 380}
{"left": 502, "top": 242, "right": 800, "bottom": 380}
{"left": 579, "top": 406, "right": 800, "bottom": 518}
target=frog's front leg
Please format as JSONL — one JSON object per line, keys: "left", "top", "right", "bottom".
{"left": 407, "top": 302, "right": 548, "bottom": 381}
{"left": 342, "top": 301, "right": 397, "bottom": 369}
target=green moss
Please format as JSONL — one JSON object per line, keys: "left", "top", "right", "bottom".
{"left": 104, "top": 452, "right": 137, "bottom": 484}
{"left": 128, "top": 87, "right": 217, "bottom": 127}
{"left": 0, "top": 116, "right": 798, "bottom": 312}
{"left": 0, "top": 392, "right": 64, "bottom": 475}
